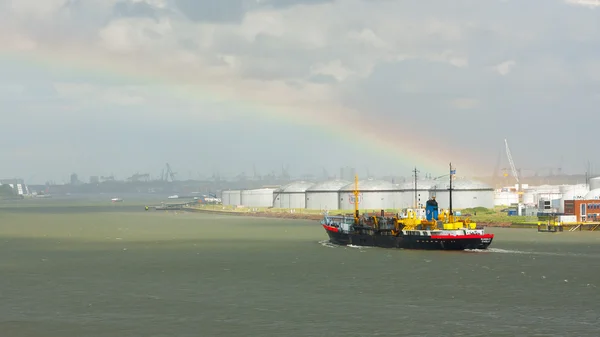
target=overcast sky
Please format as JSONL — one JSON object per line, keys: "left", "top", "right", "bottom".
{"left": 1, "top": 0, "right": 599, "bottom": 184}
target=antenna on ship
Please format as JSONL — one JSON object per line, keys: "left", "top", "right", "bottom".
{"left": 413, "top": 167, "right": 419, "bottom": 208}
{"left": 353, "top": 174, "right": 360, "bottom": 225}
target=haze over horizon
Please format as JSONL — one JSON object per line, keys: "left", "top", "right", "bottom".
{"left": 2, "top": 0, "right": 599, "bottom": 184}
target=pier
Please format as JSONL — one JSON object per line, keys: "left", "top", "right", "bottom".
{"left": 146, "top": 202, "right": 194, "bottom": 211}
{"left": 537, "top": 222, "right": 600, "bottom": 232}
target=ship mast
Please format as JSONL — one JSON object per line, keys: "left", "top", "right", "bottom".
{"left": 353, "top": 174, "right": 359, "bottom": 224}
{"left": 413, "top": 167, "right": 419, "bottom": 208}
{"left": 449, "top": 162, "right": 454, "bottom": 218}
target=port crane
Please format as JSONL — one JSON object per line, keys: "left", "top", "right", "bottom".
{"left": 160, "top": 163, "right": 177, "bottom": 182}
{"left": 504, "top": 139, "right": 523, "bottom": 215}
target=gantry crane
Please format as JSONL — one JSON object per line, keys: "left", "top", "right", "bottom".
{"left": 505, "top": 139, "right": 523, "bottom": 215}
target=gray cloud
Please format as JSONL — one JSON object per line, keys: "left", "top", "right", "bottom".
{"left": 113, "top": 1, "right": 158, "bottom": 19}
{"left": 260, "top": 0, "right": 334, "bottom": 8}
{"left": 1, "top": 0, "right": 600, "bottom": 182}
{"left": 174, "top": 0, "right": 246, "bottom": 22}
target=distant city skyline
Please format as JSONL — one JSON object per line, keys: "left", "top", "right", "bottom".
{"left": 20, "top": 163, "right": 598, "bottom": 186}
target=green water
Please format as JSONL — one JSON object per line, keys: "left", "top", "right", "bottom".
{"left": 1, "top": 205, "right": 599, "bottom": 336}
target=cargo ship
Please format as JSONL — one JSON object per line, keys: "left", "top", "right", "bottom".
{"left": 321, "top": 163, "right": 494, "bottom": 250}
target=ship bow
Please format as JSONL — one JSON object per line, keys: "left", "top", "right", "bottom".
{"left": 322, "top": 224, "right": 350, "bottom": 246}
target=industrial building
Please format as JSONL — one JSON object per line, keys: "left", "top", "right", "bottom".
{"left": 429, "top": 179, "right": 494, "bottom": 209}
{"left": 338, "top": 179, "right": 403, "bottom": 210}
{"left": 494, "top": 186, "right": 522, "bottom": 206}
{"left": 564, "top": 199, "right": 600, "bottom": 222}
{"left": 558, "top": 184, "right": 588, "bottom": 213}
{"left": 273, "top": 181, "right": 315, "bottom": 209}
{"left": 493, "top": 180, "right": 597, "bottom": 215}
{"left": 495, "top": 184, "right": 559, "bottom": 209}
{"left": 222, "top": 173, "right": 600, "bottom": 214}
{"left": 534, "top": 185, "right": 562, "bottom": 204}
{"left": 0, "top": 179, "right": 29, "bottom": 195}
{"left": 552, "top": 178, "right": 600, "bottom": 222}
{"left": 305, "top": 180, "right": 350, "bottom": 210}
{"left": 221, "top": 190, "right": 241, "bottom": 206}
{"left": 241, "top": 188, "right": 275, "bottom": 208}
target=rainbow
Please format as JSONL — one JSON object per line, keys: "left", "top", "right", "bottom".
{"left": 2, "top": 45, "right": 487, "bottom": 177}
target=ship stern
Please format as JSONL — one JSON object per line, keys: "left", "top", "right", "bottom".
{"left": 475, "top": 235, "right": 494, "bottom": 249}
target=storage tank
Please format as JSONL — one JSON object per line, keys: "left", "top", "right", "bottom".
{"left": 559, "top": 184, "right": 588, "bottom": 213}
{"left": 430, "top": 179, "right": 494, "bottom": 209}
{"left": 584, "top": 188, "right": 600, "bottom": 200}
{"left": 590, "top": 177, "right": 600, "bottom": 191}
{"left": 397, "top": 179, "right": 437, "bottom": 209}
{"left": 494, "top": 190, "right": 519, "bottom": 206}
{"left": 272, "top": 181, "right": 315, "bottom": 209}
{"left": 338, "top": 179, "right": 402, "bottom": 210}
{"left": 522, "top": 188, "right": 536, "bottom": 206}
{"left": 222, "top": 190, "right": 241, "bottom": 206}
{"left": 221, "top": 191, "right": 229, "bottom": 205}
{"left": 533, "top": 185, "right": 561, "bottom": 207}
{"left": 305, "top": 180, "right": 350, "bottom": 210}
{"left": 241, "top": 188, "right": 275, "bottom": 208}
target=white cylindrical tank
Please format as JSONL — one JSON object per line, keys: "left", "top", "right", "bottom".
{"left": 590, "top": 177, "right": 600, "bottom": 191}
{"left": 534, "top": 185, "right": 561, "bottom": 195}
{"left": 221, "top": 191, "right": 229, "bottom": 205}
{"left": 397, "top": 179, "right": 437, "bottom": 209}
{"left": 338, "top": 179, "right": 403, "bottom": 210}
{"left": 222, "top": 190, "right": 241, "bottom": 206}
{"left": 584, "top": 188, "right": 600, "bottom": 200}
{"left": 495, "top": 190, "right": 519, "bottom": 206}
{"left": 273, "top": 181, "right": 315, "bottom": 209}
{"left": 430, "top": 179, "right": 494, "bottom": 209}
{"left": 529, "top": 185, "right": 560, "bottom": 208}
{"left": 272, "top": 188, "right": 282, "bottom": 208}
{"left": 559, "top": 184, "right": 588, "bottom": 197}
{"left": 522, "top": 188, "right": 536, "bottom": 205}
{"left": 241, "top": 188, "right": 275, "bottom": 208}
{"left": 305, "top": 180, "right": 350, "bottom": 210}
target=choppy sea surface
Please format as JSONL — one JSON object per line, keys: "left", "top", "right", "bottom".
{"left": 1, "top": 204, "right": 599, "bottom": 336}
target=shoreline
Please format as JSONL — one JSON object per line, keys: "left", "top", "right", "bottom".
{"left": 185, "top": 207, "right": 325, "bottom": 220}
{"left": 184, "top": 207, "right": 522, "bottom": 227}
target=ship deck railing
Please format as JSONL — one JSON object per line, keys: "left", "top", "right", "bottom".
{"left": 323, "top": 215, "right": 356, "bottom": 225}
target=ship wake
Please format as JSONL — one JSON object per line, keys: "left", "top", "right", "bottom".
{"left": 318, "top": 240, "right": 372, "bottom": 249}
{"left": 346, "top": 244, "right": 372, "bottom": 249}
{"left": 466, "top": 248, "right": 600, "bottom": 258}
{"left": 318, "top": 240, "right": 337, "bottom": 248}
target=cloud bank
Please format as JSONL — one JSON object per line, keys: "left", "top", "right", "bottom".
{"left": 1, "top": 0, "right": 599, "bottom": 182}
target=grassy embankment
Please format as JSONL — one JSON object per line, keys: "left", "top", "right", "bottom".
{"left": 0, "top": 198, "right": 540, "bottom": 227}
{"left": 190, "top": 204, "right": 539, "bottom": 226}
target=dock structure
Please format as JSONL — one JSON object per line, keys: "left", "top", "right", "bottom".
{"left": 564, "top": 223, "right": 600, "bottom": 231}
{"left": 537, "top": 221, "right": 600, "bottom": 232}
{"left": 146, "top": 202, "right": 193, "bottom": 211}
{"left": 537, "top": 222, "right": 563, "bottom": 232}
